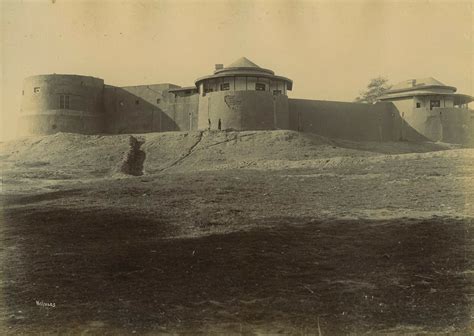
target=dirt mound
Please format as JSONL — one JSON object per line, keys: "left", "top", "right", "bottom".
{"left": 0, "top": 130, "right": 461, "bottom": 181}
{"left": 119, "top": 136, "right": 146, "bottom": 176}
{"left": 1, "top": 132, "right": 131, "bottom": 177}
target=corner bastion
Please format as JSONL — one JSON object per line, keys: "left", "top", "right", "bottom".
{"left": 20, "top": 74, "right": 105, "bottom": 135}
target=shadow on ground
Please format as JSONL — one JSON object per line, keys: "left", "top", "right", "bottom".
{"left": 1, "top": 207, "right": 473, "bottom": 334}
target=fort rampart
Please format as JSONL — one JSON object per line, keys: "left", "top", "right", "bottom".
{"left": 18, "top": 61, "right": 473, "bottom": 144}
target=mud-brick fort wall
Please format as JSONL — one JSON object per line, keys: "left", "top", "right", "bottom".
{"left": 20, "top": 74, "right": 200, "bottom": 136}
{"left": 103, "top": 84, "right": 198, "bottom": 134}
{"left": 20, "top": 74, "right": 105, "bottom": 135}
{"left": 471, "top": 111, "right": 474, "bottom": 145}
{"left": 387, "top": 97, "right": 472, "bottom": 144}
{"left": 198, "top": 91, "right": 288, "bottom": 131}
{"left": 288, "top": 99, "right": 427, "bottom": 142}
{"left": 195, "top": 57, "right": 292, "bottom": 131}
{"left": 18, "top": 66, "right": 473, "bottom": 144}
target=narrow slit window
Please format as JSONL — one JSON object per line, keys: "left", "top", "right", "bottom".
{"left": 60, "top": 94, "right": 70, "bottom": 109}
{"left": 416, "top": 102, "right": 421, "bottom": 108}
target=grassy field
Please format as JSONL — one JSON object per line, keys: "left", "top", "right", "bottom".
{"left": 1, "top": 131, "right": 473, "bottom": 335}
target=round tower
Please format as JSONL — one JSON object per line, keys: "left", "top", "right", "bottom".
{"left": 379, "top": 77, "right": 473, "bottom": 143}
{"left": 20, "top": 74, "right": 105, "bottom": 135}
{"left": 195, "top": 57, "right": 293, "bottom": 131}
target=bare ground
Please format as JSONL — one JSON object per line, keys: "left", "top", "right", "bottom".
{"left": 0, "top": 131, "right": 473, "bottom": 335}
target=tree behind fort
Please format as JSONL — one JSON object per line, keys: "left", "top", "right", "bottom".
{"left": 355, "top": 77, "right": 392, "bottom": 104}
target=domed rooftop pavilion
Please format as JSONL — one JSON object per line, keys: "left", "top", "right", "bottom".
{"left": 195, "top": 57, "right": 293, "bottom": 131}
{"left": 379, "top": 77, "right": 472, "bottom": 106}
{"left": 195, "top": 57, "right": 293, "bottom": 95}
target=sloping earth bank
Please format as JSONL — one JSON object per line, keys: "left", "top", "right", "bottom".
{"left": 0, "top": 130, "right": 459, "bottom": 181}
{"left": 1, "top": 131, "right": 473, "bottom": 334}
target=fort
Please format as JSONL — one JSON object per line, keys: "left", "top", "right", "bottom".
{"left": 19, "top": 57, "right": 473, "bottom": 143}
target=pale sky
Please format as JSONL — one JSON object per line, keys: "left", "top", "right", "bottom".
{"left": 1, "top": 0, "right": 472, "bottom": 140}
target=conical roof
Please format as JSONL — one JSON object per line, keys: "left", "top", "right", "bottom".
{"left": 226, "top": 57, "right": 261, "bottom": 69}
{"left": 214, "top": 57, "right": 274, "bottom": 75}
{"left": 379, "top": 77, "right": 462, "bottom": 101}
{"left": 196, "top": 57, "right": 292, "bottom": 90}
{"left": 389, "top": 77, "right": 449, "bottom": 92}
